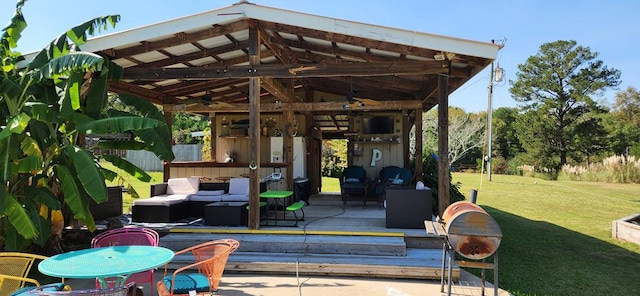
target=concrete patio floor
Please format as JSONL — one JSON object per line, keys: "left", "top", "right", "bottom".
{"left": 64, "top": 269, "right": 511, "bottom": 296}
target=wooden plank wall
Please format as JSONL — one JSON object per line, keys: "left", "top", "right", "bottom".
{"left": 169, "top": 166, "right": 289, "bottom": 188}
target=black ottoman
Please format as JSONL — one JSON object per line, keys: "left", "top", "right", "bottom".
{"left": 204, "top": 202, "right": 248, "bottom": 226}
{"left": 385, "top": 188, "right": 432, "bottom": 229}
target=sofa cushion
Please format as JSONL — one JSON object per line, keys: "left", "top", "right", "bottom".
{"left": 166, "top": 177, "right": 200, "bottom": 195}
{"left": 221, "top": 194, "right": 249, "bottom": 202}
{"left": 188, "top": 194, "right": 223, "bottom": 202}
{"left": 133, "top": 195, "right": 189, "bottom": 206}
{"left": 228, "top": 178, "right": 250, "bottom": 195}
{"left": 195, "top": 190, "right": 225, "bottom": 196}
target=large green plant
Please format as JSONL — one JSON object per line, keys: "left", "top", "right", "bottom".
{"left": 0, "top": 0, "right": 174, "bottom": 251}
{"left": 420, "top": 151, "right": 465, "bottom": 215}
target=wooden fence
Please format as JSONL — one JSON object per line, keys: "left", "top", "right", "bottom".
{"left": 125, "top": 144, "right": 203, "bottom": 172}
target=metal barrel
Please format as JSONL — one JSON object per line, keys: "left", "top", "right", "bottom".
{"left": 441, "top": 201, "right": 502, "bottom": 260}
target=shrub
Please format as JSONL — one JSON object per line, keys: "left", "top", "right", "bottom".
{"left": 491, "top": 156, "right": 509, "bottom": 174}
{"left": 321, "top": 140, "right": 347, "bottom": 177}
{"left": 421, "top": 152, "right": 465, "bottom": 215}
{"left": 559, "top": 155, "right": 640, "bottom": 183}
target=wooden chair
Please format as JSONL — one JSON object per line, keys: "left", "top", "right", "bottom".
{"left": 15, "top": 281, "right": 135, "bottom": 295}
{"left": 0, "top": 252, "right": 54, "bottom": 295}
{"left": 157, "top": 239, "right": 240, "bottom": 296}
{"left": 90, "top": 227, "right": 159, "bottom": 294}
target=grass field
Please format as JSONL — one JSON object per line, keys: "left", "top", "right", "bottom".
{"left": 453, "top": 172, "right": 640, "bottom": 296}
{"left": 107, "top": 167, "right": 640, "bottom": 295}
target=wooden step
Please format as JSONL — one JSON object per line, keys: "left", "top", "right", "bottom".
{"left": 159, "top": 233, "right": 459, "bottom": 280}
{"left": 160, "top": 233, "right": 407, "bottom": 256}
{"left": 165, "top": 248, "right": 456, "bottom": 280}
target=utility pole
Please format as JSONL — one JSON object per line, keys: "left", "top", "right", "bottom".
{"left": 486, "top": 61, "right": 495, "bottom": 181}
{"left": 486, "top": 39, "right": 505, "bottom": 182}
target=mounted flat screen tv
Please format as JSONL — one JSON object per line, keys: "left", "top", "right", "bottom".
{"left": 362, "top": 116, "right": 394, "bottom": 134}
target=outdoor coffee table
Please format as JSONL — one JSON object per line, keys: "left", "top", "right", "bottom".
{"left": 260, "top": 190, "right": 293, "bottom": 226}
{"left": 38, "top": 245, "right": 174, "bottom": 288}
{"left": 205, "top": 202, "right": 249, "bottom": 226}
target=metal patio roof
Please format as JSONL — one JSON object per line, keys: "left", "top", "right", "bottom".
{"left": 53, "top": 1, "right": 502, "bottom": 133}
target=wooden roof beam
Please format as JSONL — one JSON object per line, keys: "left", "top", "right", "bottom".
{"left": 104, "top": 22, "right": 250, "bottom": 58}
{"left": 135, "top": 40, "right": 251, "bottom": 68}
{"left": 108, "top": 81, "right": 167, "bottom": 104}
{"left": 121, "top": 61, "right": 447, "bottom": 80}
{"left": 261, "top": 77, "right": 295, "bottom": 102}
{"left": 173, "top": 100, "right": 422, "bottom": 113}
{"left": 159, "top": 78, "right": 244, "bottom": 97}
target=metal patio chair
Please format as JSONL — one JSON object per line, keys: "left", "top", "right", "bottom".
{"left": 0, "top": 252, "right": 64, "bottom": 295}
{"left": 16, "top": 281, "right": 136, "bottom": 296}
{"left": 90, "top": 227, "right": 159, "bottom": 294}
{"left": 157, "top": 239, "right": 240, "bottom": 296}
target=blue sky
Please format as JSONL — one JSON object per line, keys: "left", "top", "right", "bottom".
{"left": 2, "top": 0, "right": 638, "bottom": 113}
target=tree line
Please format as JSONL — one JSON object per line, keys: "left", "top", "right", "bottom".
{"left": 429, "top": 40, "right": 639, "bottom": 181}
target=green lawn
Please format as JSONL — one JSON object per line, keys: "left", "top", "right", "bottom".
{"left": 102, "top": 162, "right": 163, "bottom": 212}
{"left": 453, "top": 172, "right": 640, "bottom": 296}
{"left": 321, "top": 176, "right": 341, "bottom": 192}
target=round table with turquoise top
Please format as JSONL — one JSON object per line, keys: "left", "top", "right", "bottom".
{"left": 38, "top": 245, "right": 174, "bottom": 288}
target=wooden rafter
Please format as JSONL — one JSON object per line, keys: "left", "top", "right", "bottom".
{"left": 120, "top": 61, "right": 447, "bottom": 80}
{"left": 105, "top": 22, "right": 250, "bottom": 58}
{"left": 169, "top": 100, "right": 422, "bottom": 113}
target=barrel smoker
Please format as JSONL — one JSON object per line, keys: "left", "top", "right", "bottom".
{"left": 437, "top": 201, "right": 502, "bottom": 296}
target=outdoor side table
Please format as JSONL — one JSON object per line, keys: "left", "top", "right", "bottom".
{"left": 204, "top": 202, "right": 249, "bottom": 226}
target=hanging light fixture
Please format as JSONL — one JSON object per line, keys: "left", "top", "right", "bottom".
{"left": 221, "top": 116, "right": 229, "bottom": 127}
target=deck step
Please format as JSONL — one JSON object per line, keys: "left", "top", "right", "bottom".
{"left": 164, "top": 248, "right": 454, "bottom": 280}
{"left": 160, "top": 233, "right": 407, "bottom": 256}
{"left": 159, "top": 233, "right": 458, "bottom": 280}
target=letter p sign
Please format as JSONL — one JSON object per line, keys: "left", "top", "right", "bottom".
{"left": 370, "top": 148, "right": 382, "bottom": 167}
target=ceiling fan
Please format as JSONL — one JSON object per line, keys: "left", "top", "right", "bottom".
{"left": 344, "top": 78, "right": 380, "bottom": 109}
{"left": 177, "top": 95, "right": 235, "bottom": 109}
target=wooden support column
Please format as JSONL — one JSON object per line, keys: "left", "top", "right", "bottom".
{"left": 437, "top": 73, "right": 450, "bottom": 217}
{"left": 163, "top": 110, "right": 173, "bottom": 182}
{"left": 247, "top": 26, "right": 261, "bottom": 229}
{"left": 305, "top": 87, "right": 320, "bottom": 194}
{"left": 208, "top": 112, "right": 216, "bottom": 161}
{"left": 283, "top": 110, "right": 294, "bottom": 191}
{"left": 414, "top": 109, "right": 423, "bottom": 183}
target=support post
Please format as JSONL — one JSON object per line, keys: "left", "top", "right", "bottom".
{"left": 163, "top": 110, "right": 173, "bottom": 182}
{"left": 487, "top": 61, "right": 495, "bottom": 182}
{"left": 414, "top": 109, "right": 423, "bottom": 181}
{"left": 437, "top": 72, "right": 450, "bottom": 217}
{"left": 247, "top": 25, "right": 261, "bottom": 229}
